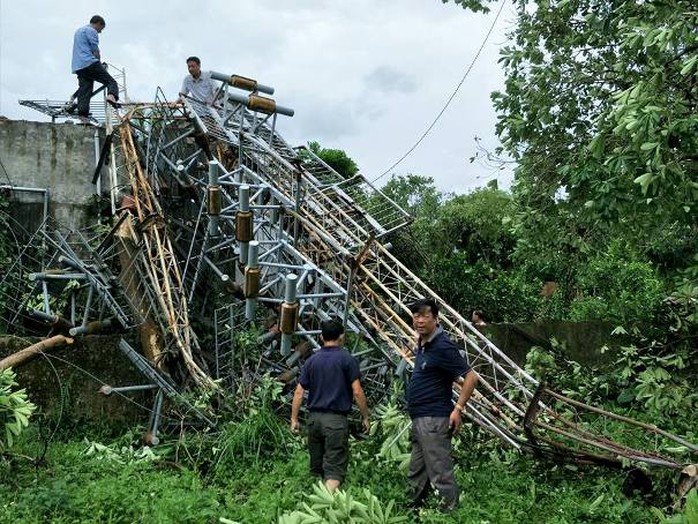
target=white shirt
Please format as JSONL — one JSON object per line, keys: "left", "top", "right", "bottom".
{"left": 180, "top": 71, "right": 216, "bottom": 104}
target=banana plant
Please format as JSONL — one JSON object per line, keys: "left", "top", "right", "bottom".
{"left": 0, "top": 368, "right": 35, "bottom": 449}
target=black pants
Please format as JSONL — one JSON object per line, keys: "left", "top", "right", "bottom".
{"left": 75, "top": 62, "right": 118, "bottom": 117}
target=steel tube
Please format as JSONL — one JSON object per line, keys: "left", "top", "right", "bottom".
{"left": 245, "top": 241, "right": 260, "bottom": 320}
{"left": 210, "top": 71, "right": 274, "bottom": 95}
{"left": 224, "top": 91, "right": 294, "bottom": 117}
{"left": 208, "top": 161, "right": 220, "bottom": 236}
{"left": 280, "top": 274, "right": 299, "bottom": 355}
{"left": 238, "top": 185, "right": 251, "bottom": 264}
{"left": 99, "top": 384, "right": 159, "bottom": 395}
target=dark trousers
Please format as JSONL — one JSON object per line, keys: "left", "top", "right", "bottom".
{"left": 307, "top": 411, "right": 349, "bottom": 482}
{"left": 75, "top": 62, "right": 119, "bottom": 116}
{"left": 408, "top": 416, "right": 459, "bottom": 509}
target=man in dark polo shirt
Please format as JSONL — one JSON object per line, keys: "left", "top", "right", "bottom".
{"left": 290, "top": 319, "right": 370, "bottom": 492}
{"left": 406, "top": 298, "right": 478, "bottom": 511}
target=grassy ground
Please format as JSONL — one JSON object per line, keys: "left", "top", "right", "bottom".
{"left": 0, "top": 421, "right": 670, "bottom": 524}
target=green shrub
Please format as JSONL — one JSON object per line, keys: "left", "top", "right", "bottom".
{"left": 651, "top": 489, "right": 698, "bottom": 524}
{"left": 427, "top": 256, "right": 539, "bottom": 322}
{"left": 570, "top": 245, "right": 665, "bottom": 328}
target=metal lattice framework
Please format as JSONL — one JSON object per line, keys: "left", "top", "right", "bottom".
{"left": 0, "top": 216, "right": 149, "bottom": 337}
{"left": 19, "top": 63, "right": 128, "bottom": 125}
{"left": 6, "top": 69, "right": 698, "bottom": 470}
{"left": 129, "top": 76, "right": 697, "bottom": 469}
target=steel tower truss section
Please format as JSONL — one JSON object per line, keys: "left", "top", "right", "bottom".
{"left": 162, "top": 87, "right": 411, "bottom": 253}
{"left": 138, "top": 97, "right": 399, "bottom": 393}
{"left": 293, "top": 145, "right": 412, "bottom": 239}
{"left": 113, "top": 121, "right": 216, "bottom": 389}
{"left": 140, "top": 89, "right": 206, "bottom": 198}
{"left": 0, "top": 217, "right": 149, "bottom": 337}
{"left": 184, "top": 97, "right": 239, "bottom": 146}
{"left": 7, "top": 66, "right": 697, "bottom": 470}
{"left": 153, "top": 154, "right": 385, "bottom": 374}
{"left": 213, "top": 302, "right": 247, "bottom": 384}
{"left": 350, "top": 241, "right": 698, "bottom": 467}
{"left": 135, "top": 89, "right": 698, "bottom": 467}
{"left": 234, "top": 134, "right": 411, "bottom": 252}
{"left": 19, "top": 63, "right": 129, "bottom": 125}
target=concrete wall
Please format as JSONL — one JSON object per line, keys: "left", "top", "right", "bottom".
{"left": 0, "top": 118, "right": 103, "bottom": 232}
{"left": 0, "top": 335, "right": 154, "bottom": 426}
{"left": 480, "top": 320, "right": 620, "bottom": 366}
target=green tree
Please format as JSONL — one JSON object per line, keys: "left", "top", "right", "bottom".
{"left": 381, "top": 177, "right": 535, "bottom": 321}
{"left": 489, "top": 0, "right": 697, "bottom": 286}
{"left": 307, "top": 141, "right": 359, "bottom": 179}
{"left": 380, "top": 175, "right": 445, "bottom": 272}
{"left": 439, "top": 184, "right": 516, "bottom": 267}
{"left": 441, "top": 0, "right": 500, "bottom": 14}
{"left": 427, "top": 186, "right": 539, "bottom": 321}
{"left": 570, "top": 241, "right": 665, "bottom": 329}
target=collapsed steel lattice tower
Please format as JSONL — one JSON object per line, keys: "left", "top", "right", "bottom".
{"left": 4, "top": 71, "right": 698, "bottom": 470}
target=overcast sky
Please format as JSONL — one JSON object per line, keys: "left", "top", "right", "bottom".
{"left": 0, "top": 0, "right": 514, "bottom": 194}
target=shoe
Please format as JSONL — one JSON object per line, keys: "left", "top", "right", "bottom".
{"left": 62, "top": 100, "right": 77, "bottom": 114}
{"left": 76, "top": 115, "right": 92, "bottom": 125}
{"left": 105, "top": 94, "right": 121, "bottom": 108}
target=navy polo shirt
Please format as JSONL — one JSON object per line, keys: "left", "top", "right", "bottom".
{"left": 406, "top": 327, "right": 470, "bottom": 419}
{"left": 299, "top": 346, "right": 360, "bottom": 415}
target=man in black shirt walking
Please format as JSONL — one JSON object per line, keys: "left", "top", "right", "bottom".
{"left": 291, "top": 319, "right": 370, "bottom": 492}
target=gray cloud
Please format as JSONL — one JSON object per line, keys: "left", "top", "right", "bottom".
{"left": 0, "top": 0, "right": 514, "bottom": 194}
{"left": 364, "top": 66, "right": 417, "bottom": 95}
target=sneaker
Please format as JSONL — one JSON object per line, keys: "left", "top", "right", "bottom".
{"left": 76, "top": 115, "right": 92, "bottom": 125}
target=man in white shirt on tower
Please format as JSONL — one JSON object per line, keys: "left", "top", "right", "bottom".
{"left": 179, "top": 56, "right": 217, "bottom": 105}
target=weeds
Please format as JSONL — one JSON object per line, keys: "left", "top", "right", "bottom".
{"left": 651, "top": 490, "right": 698, "bottom": 524}
{"left": 0, "top": 420, "right": 680, "bottom": 523}
{"left": 0, "top": 355, "right": 693, "bottom": 523}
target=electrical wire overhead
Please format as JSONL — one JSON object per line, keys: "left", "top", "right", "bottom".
{"left": 371, "top": 0, "right": 506, "bottom": 184}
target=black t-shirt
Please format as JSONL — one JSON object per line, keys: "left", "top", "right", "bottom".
{"left": 299, "top": 346, "right": 361, "bottom": 414}
{"left": 406, "top": 329, "right": 470, "bottom": 419}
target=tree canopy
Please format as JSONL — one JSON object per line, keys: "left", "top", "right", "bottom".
{"left": 307, "top": 141, "right": 359, "bottom": 179}
{"left": 489, "top": 0, "right": 697, "bottom": 284}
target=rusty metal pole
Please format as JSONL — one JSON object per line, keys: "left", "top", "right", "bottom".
{"left": 209, "top": 71, "right": 275, "bottom": 95}
{"left": 69, "top": 318, "right": 113, "bottom": 337}
{"left": 245, "top": 240, "right": 260, "bottom": 321}
{"left": 237, "top": 185, "right": 252, "bottom": 266}
{"left": 280, "top": 274, "right": 298, "bottom": 356}
{"left": 207, "top": 160, "right": 221, "bottom": 237}
{"left": 28, "top": 310, "right": 74, "bottom": 333}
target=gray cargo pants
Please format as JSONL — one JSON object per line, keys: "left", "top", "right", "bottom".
{"left": 407, "top": 416, "right": 458, "bottom": 509}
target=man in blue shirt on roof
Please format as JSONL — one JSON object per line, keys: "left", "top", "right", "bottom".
{"left": 71, "top": 15, "right": 119, "bottom": 123}
{"left": 406, "top": 298, "right": 478, "bottom": 512}
{"left": 291, "top": 318, "right": 370, "bottom": 492}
